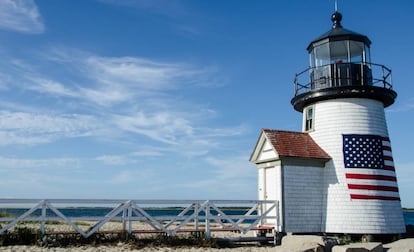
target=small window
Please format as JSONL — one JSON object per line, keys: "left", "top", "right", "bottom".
{"left": 304, "top": 106, "right": 314, "bottom": 132}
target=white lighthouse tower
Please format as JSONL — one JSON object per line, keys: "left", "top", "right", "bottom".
{"left": 250, "top": 12, "right": 405, "bottom": 235}
{"left": 292, "top": 11, "right": 405, "bottom": 234}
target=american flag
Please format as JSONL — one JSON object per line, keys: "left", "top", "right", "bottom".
{"left": 342, "top": 134, "right": 400, "bottom": 201}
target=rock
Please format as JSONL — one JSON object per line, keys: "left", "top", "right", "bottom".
{"left": 383, "top": 238, "right": 414, "bottom": 252}
{"left": 332, "top": 242, "right": 383, "bottom": 252}
{"left": 274, "top": 242, "right": 324, "bottom": 252}
{"left": 281, "top": 235, "right": 325, "bottom": 247}
{"left": 274, "top": 234, "right": 338, "bottom": 252}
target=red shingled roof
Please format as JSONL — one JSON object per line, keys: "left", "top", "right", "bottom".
{"left": 262, "top": 129, "right": 330, "bottom": 159}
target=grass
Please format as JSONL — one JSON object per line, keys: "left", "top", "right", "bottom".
{"left": 0, "top": 212, "right": 220, "bottom": 247}
{"left": 0, "top": 227, "right": 219, "bottom": 248}
{"left": 0, "top": 212, "right": 14, "bottom": 218}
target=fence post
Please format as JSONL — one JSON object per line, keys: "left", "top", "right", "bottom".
{"left": 122, "top": 208, "right": 127, "bottom": 231}
{"left": 275, "top": 200, "right": 281, "bottom": 232}
{"left": 259, "top": 201, "right": 263, "bottom": 226}
{"left": 194, "top": 203, "right": 199, "bottom": 231}
{"left": 41, "top": 200, "right": 47, "bottom": 235}
{"left": 128, "top": 203, "right": 132, "bottom": 235}
{"left": 204, "top": 201, "right": 210, "bottom": 238}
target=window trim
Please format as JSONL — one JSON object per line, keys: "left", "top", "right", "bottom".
{"left": 304, "top": 105, "right": 315, "bottom": 132}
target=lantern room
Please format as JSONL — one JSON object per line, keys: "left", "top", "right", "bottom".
{"left": 308, "top": 12, "right": 372, "bottom": 87}
{"left": 291, "top": 12, "right": 396, "bottom": 112}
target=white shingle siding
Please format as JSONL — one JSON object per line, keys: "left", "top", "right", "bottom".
{"left": 283, "top": 165, "right": 324, "bottom": 232}
{"left": 309, "top": 98, "right": 405, "bottom": 233}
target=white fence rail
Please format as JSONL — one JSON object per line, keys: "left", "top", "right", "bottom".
{"left": 0, "top": 199, "right": 279, "bottom": 238}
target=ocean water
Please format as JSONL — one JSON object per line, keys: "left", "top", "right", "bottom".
{"left": 404, "top": 210, "right": 414, "bottom": 226}
{"left": 0, "top": 208, "right": 251, "bottom": 221}
{"left": 2, "top": 208, "right": 414, "bottom": 226}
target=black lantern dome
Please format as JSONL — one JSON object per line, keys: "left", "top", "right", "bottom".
{"left": 291, "top": 12, "right": 396, "bottom": 112}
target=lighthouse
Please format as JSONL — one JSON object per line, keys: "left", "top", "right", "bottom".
{"left": 250, "top": 12, "right": 405, "bottom": 235}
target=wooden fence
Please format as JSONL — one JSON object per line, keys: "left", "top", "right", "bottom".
{"left": 0, "top": 199, "right": 279, "bottom": 239}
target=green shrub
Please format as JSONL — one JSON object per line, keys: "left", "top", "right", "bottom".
{"left": 0, "top": 226, "right": 39, "bottom": 246}
{"left": 0, "top": 211, "right": 13, "bottom": 218}
{"left": 1, "top": 230, "right": 220, "bottom": 248}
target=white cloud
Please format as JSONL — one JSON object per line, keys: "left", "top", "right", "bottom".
{"left": 28, "top": 78, "right": 79, "bottom": 98}
{"left": 78, "top": 85, "right": 132, "bottom": 106}
{"left": 200, "top": 125, "right": 248, "bottom": 138}
{"left": 131, "top": 149, "right": 164, "bottom": 157}
{"left": 24, "top": 50, "right": 218, "bottom": 106}
{"left": 82, "top": 56, "right": 216, "bottom": 104}
{"left": 0, "top": 156, "right": 80, "bottom": 170}
{"left": 86, "top": 56, "right": 178, "bottom": 90}
{"left": 0, "top": 110, "right": 99, "bottom": 145}
{"left": 96, "top": 155, "right": 131, "bottom": 166}
{"left": 0, "top": 47, "right": 245, "bottom": 159}
{"left": 95, "top": 146, "right": 169, "bottom": 167}
{"left": 0, "top": 0, "right": 44, "bottom": 33}
{"left": 112, "top": 112, "right": 193, "bottom": 145}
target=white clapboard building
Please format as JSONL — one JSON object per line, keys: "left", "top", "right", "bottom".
{"left": 250, "top": 12, "right": 406, "bottom": 235}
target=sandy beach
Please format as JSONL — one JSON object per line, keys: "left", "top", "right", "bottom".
{"left": 0, "top": 221, "right": 275, "bottom": 251}
{"left": 0, "top": 245, "right": 276, "bottom": 252}
{"left": 2, "top": 221, "right": 414, "bottom": 251}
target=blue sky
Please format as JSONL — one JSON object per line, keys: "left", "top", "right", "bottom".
{"left": 0, "top": 0, "right": 413, "bottom": 207}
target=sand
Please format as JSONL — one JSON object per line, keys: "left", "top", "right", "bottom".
{"left": 3, "top": 222, "right": 414, "bottom": 251}
{"left": 0, "top": 221, "right": 275, "bottom": 251}
{"left": 0, "top": 245, "right": 276, "bottom": 251}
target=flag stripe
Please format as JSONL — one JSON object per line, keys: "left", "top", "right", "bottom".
{"left": 349, "top": 189, "right": 400, "bottom": 197}
{"left": 350, "top": 194, "right": 400, "bottom": 201}
{"left": 348, "top": 184, "right": 399, "bottom": 192}
{"left": 384, "top": 165, "right": 395, "bottom": 171}
{"left": 382, "top": 145, "right": 392, "bottom": 151}
{"left": 346, "top": 179, "right": 397, "bottom": 187}
{"left": 345, "top": 173, "right": 397, "bottom": 181}
{"left": 384, "top": 160, "right": 394, "bottom": 169}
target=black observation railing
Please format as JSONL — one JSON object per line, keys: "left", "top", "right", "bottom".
{"left": 294, "top": 62, "right": 393, "bottom": 96}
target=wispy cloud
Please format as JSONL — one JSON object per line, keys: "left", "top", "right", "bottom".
{"left": 0, "top": 156, "right": 80, "bottom": 170}
{"left": 0, "top": 0, "right": 44, "bottom": 33}
{"left": 79, "top": 56, "right": 212, "bottom": 106}
{"left": 27, "top": 49, "right": 218, "bottom": 106}
{"left": 0, "top": 47, "right": 244, "bottom": 153}
{"left": 0, "top": 110, "right": 99, "bottom": 145}
{"left": 28, "top": 78, "right": 79, "bottom": 98}
{"left": 87, "top": 56, "right": 183, "bottom": 90}
{"left": 95, "top": 154, "right": 133, "bottom": 166}
{"left": 112, "top": 112, "right": 193, "bottom": 145}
